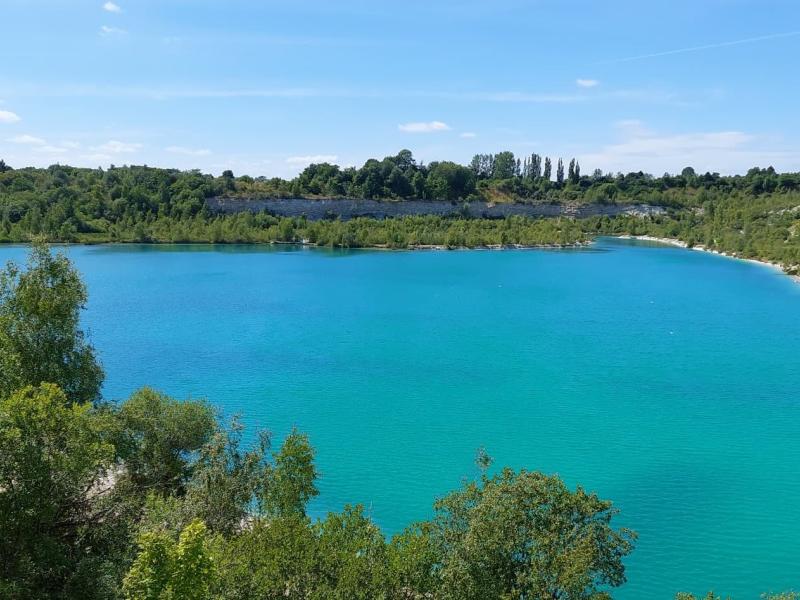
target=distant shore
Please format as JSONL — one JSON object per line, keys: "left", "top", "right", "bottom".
{"left": 616, "top": 235, "right": 800, "bottom": 284}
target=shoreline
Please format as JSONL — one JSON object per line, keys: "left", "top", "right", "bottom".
{"left": 0, "top": 240, "right": 591, "bottom": 251}
{"left": 616, "top": 235, "right": 800, "bottom": 284}
{"left": 2, "top": 237, "right": 798, "bottom": 284}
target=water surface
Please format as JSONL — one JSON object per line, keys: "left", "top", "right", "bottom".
{"left": 2, "top": 238, "right": 798, "bottom": 598}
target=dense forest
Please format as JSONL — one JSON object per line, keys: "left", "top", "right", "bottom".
{"left": 0, "top": 153, "right": 799, "bottom": 274}
{"left": 0, "top": 242, "right": 796, "bottom": 599}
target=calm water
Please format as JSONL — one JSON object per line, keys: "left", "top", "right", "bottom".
{"left": 2, "top": 238, "right": 799, "bottom": 598}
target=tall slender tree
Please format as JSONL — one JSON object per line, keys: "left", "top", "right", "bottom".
{"left": 531, "top": 154, "right": 542, "bottom": 180}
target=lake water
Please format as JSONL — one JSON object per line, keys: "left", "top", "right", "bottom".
{"left": 2, "top": 237, "right": 799, "bottom": 598}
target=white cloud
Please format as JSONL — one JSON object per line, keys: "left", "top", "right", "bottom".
{"left": 8, "top": 134, "right": 45, "bottom": 145}
{"left": 459, "top": 132, "right": 477, "bottom": 138}
{"left": 0, "top": 110, "right": 21, "bottom": 124}
{"left": 82, "top": 153, "right": 113, "bottom": 162}
{"left": 39, "top": 145, "right": 68, "bottom": 154}
{"left": 578, "top": 121, "right": 800, "bottom": 175}
{"left": 614, "top": 119, "right": 652, "bottom": 137}
{"left": 286, "top": 154, "right": 338, "bottom": 165}
{"left": 103, "top": 2, "right": 122, "bottom": 12}
{"left": 576, "top": 79, "right": 599, "bottom": 88}
{"left": 398, "top": 121, "right": 451, "bottom": 133}
{"left": 5, "top": 83, "right": 699, "bottom": 108}
{"left": 92, "top": 140, "right": 142, "bottom": 153}
{"left": 100, "top": 25, "right": 126, "bottom": 36}
{"left": 165, "top": 145, "right": 211, "bottom": 156}
{"left": 6, "top": 135, "right": 89, "bottom": 156}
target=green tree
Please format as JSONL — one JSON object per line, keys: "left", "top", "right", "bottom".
{"left": 216, "top": 516, "right": 318, "bottom": 599}
{"left": 543, "top": 156, "right": 552, "bottom": 181}
{"left": 123, "top": 520, "right": 217, "bottom": 600}
{"left": 0, "top": 384, "right": 115, "bottom": 598}
{"left": 425, "top": 161, "right": 476, "bottom": 201}
{"left": 557, "top": 158, "right": 565, "bottom": 185}
{"left": 569, "top": 158, "right": 581, "bottom": 183}
{"left": 427, "top": 467, "right": 636, "bottom": 600}
{"left": 261, "top": 428, "right": 320, "bottom": 518}
{"left": 492, "top": 151, "right": 518, "bottom": 179}
{"left": 181, "top": 422, "right": 267, "bottom": 535}
{"left": 0, "top": 240, "right": 103, "bottom": 403}
{"left": 117, "top": 388, "right": 217, "bottom": 495}
{"left": 388, "top": 523, "right": 440, "bottom": 598}
{"left": 314, "top": 505, "right": 391, "bottom": 599}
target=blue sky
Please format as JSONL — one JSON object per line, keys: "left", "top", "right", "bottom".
{"left": 1, "top": 0, "right": 799, "bottom": 177}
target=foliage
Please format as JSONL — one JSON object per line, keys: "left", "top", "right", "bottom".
{"left": 0, "top": 239, "right": 103, "bottom": 403}
{"left": 260, "top": 428, "right": 319, "bottom": 518}
{"left": 123, "top": 520, "right": 216, "bottom": 600}
{"left": 215, "top": 515, "right": 319, "bottom": 599}
{"left": 581, "top": 190, "right": 800, "bottom": 272}
{"left": 1, "top": 155, "right": 798, "bottom": 273}
{"left": 426, "top": 467, "right": 636, "bottom": 600}
{"left": 0, "top": 384, "right": 115, "bottom": 598}
{"left": 675, "top": 593, "right": 800, "bottom": 600}
{"left": 117, "top": 387, "right": 216, "bottom": 495}
{"left": 180, "top": 422, "right": 268, "bottom": 536}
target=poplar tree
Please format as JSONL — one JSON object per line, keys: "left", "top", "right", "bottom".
{"left": 531, "top": 154, "right": 542, "bottom": 179}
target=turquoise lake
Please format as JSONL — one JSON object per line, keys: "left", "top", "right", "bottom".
{"left": 2, "top": 237, "right": 799, "bottom": 598}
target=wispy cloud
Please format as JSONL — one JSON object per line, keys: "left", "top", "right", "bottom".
{"left": 0, "top": 83, "right": 699, "bottom": 108}
{"left": 91, "top": 140, "right": 141, "bottom": 153}
{"left": 614, "top": 119, "right": 652, "bottom": 137}
{"left": 459, "top": 132, "right": 477, "bottom": 138}
{"left": 82, "top": 153, "right": 113, "bottom": 162}
{"left": 100, "top": 25, "right": 127, "bottom": 36}
{"left": 39, "top": 145, "right": 68, "bottom": 154}
{"left": 398, "top": 121, "right": 451, "bottom": 133}
{"left": 7, "top": 134, "right": 45, "bottom": 145}
{"left": 102, "top": 1, "right": 122, "bottom": 13}
{"left": 600, "top": 30, "right": 800, "bottom": 64}
{"left": 6, "top": 134, "right": 78, "bottom": 155}
{"left": 166, "top": 145, "right": 211, "bottom": 156}
{"left": 286, "top": 154, "right": 338, "bottom": 165}
{"left": 0, "top": 110, "right": 21, "bottom": 124}
{"left": 576, "top": 79, "right": 599, "bottom": 88}
{"left": 578, "top": 120, "right": 799, "bottom": 175}
{"left": 467, "top": 92, "right": 583, "bottom": 103}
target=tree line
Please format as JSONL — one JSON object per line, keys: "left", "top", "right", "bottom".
{"left": 0, "top": 155, "right": 798, "bottom": 274}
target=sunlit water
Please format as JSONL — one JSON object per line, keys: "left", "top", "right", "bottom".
{"left": 2, "top": 237, "right": 798, "bottom": 598}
